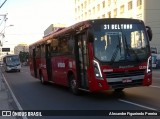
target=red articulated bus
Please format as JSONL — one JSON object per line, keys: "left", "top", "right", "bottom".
{"left": 29, "top": 18, "right": 153, "bottom": 94}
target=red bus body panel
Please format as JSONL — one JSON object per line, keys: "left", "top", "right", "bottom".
{"left": 29, "top": 18, "right": 152, "bottom": 93}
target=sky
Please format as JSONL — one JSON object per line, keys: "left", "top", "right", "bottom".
{"left": 0, "top": 0, "right": 75, "bottom": 50}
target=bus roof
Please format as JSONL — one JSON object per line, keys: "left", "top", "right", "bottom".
{"left": 29, "top": 18, "right": 144, "bottom": 47}
{"left": 3, "top": 54, "right": 19, "bottom": 58}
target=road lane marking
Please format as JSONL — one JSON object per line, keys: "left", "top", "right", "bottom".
{"left": 150, "top": 85, "right": 160, "bottom": 89}
{"left": 2, "top": 74, "right": 28, "bottom": 119}
{"left": 118, "top": 99, "right": 159, "bottom": 111}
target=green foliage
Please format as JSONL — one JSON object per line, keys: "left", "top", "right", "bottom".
{"left": 19, "top": 51, "right": 29, "bottom": 62}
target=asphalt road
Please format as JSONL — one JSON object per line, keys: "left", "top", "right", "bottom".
{"left": 2, "top": 66, "right": 160, "bottom": 119}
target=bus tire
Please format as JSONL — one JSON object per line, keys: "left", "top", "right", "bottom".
{"left": 114, "top": 88, "right": 124, "bottom": 92}
{"left": 40, "top": 73, "right": 46, "bottom": 85}
{"left": 69, "top": 75, "right": 79, "bottom": 95}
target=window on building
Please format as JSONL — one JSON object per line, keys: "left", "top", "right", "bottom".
{"left": 84, "top": 1, "right": 87, "bottom": 9}
{"left": 88, "top": 10, "right": 91, "bottom": 16}
{"left": 137, "top": 0, "right": 142, "bottom": 6}
{"left": 85, "top": 12, "right": 87, "bottom": 18}
{"left": 108, "top": 0, "right": 111, "bottom": 6}
{"left": 102, "top": 14, "right": 105, "bottom": 18}
{"left": 102, "top": 1, "right": 105, "bottom": 8}
{"left": 81, "top": 14, "right": 83, "bottom": 19}
{"left": 97, "top": 4, "right": 100, "bottom": 11}
{"left": 108, "top": 11, "right": 111, "bottom": 18}
{"left": 93, "top": 7, "right": 95, "bottom": 14}
{"left": 88, "top": 0, "right": 90, "bottom": 5}
{"left": 120, "top": 5, "right": 124, "bottom": 14}
{"left": 137, "top": 14, "right": 142, "bottom": 20}
{"left": 114, "top": 8, "right": 117, "bottom": 17}
{"left": 78, "top": 6, "right": 80, "bottom": 13}
{"left": 114, "top": 0, "right": 117, "bottom": 5}
{"left": 81, "top": 3, "right": 83, "bottom": 10}
{"left": 128, "top": 1, "right": 132, "bottom": 10}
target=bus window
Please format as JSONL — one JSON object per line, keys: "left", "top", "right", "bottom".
{"left": 68, "top": 36, "right": 74, "bottom": 54}
{"left": 40, "top": 44, "right": 45, "bottom": 58}
{"left": 36, "top": 46, "right": 41, "bottom": 58}
{"left": 51, "top": 38, "right": 58, "bottom": 54}
{"left": 58, "top": 37, "right": 73, "bottom": 54}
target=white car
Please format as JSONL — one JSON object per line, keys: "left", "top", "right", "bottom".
{"left": 152, "top": 54, "right": 160, "bottom": 69}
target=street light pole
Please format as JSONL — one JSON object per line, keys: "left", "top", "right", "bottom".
{"left": 0, "top": 24, "right": 14, "bottom": 46}
{"left": 0, "top": 24, "right": 14, "bottom": 35}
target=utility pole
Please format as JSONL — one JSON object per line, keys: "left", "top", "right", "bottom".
{"left": 0, "top": 13, "right": 7, "bottom": 26}
{"left": 0, "top": 0, "right": 7, "bottom": 9}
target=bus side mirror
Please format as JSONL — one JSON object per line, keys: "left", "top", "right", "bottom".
{"left": 146, "top": 26, "right": 152, "bottom": 41}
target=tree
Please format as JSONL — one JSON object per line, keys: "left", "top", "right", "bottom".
{"left": 19, "top": 51, "right": 29, "bottom": 63}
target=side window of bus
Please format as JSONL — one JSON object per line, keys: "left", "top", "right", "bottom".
{"left": 29, "top": 48, "right": 33, "bottom": 58}
{"left": 35, "top": 46, "right": 40, "bottom": 58}
{"left": 68, "top": 36, "right": 74, "bottom": 54}
{"left": 58, "top": 36, "right": 73, "bottom": 54}
{"left": 58, "top": 38, "right": 68, "bottom": 54}
{"left": 51, "top": 38, "right": 58, "bottom": 55}
{"left": 35, "top": 47, "right": 38, "bottom": 57}
{"left": 40, "top": 44, "right": 45, "bottom": 58}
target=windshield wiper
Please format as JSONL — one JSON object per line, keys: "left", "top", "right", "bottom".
{"left": 110, "top": 44, "right": 120, "bottom": 64}
{"left": 109, "top": 34, "right": 122, "bottom": 64}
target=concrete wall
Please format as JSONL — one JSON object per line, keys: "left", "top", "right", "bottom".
{"left": 144, "top": 0, "right": 160, "bottom": 53}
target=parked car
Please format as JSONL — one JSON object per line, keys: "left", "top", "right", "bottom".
{"left": 152, "top": 54, "right": 160, "bottom": 69}
{"left": 0, "top": 61, "right": 3, "bottom": 66}
{"left": 156, "top": 59, "right": 160, "bottom": 68}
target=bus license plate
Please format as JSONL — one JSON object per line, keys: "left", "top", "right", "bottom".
{"left": 122, "top": 78, "right": 132, "bottom": 83}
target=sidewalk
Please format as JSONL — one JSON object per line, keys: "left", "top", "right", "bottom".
{"left": 0, "top": 68, "right": 18, "bottom": 119}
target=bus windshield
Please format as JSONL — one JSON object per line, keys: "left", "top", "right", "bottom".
{"left": 6, "top": 56, "right": 20, "bottom": 65}
{"left": 93, "top": 23, "right": 150, "bottom": 63}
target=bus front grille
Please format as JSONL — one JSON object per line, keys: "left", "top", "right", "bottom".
{"left": 104, "top": 70, "right": 145, "bottom": 89}
{"left": 108, "top": 79, "right": 143, "bottom": 89}
{"left": 105, "top": 70, "right": 145, "bottom": 78}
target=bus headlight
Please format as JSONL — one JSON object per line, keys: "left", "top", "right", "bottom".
{"left": 147, "top": 56, "right": 152, "bottom": 73}
{"left": 93, "top": 60, "right": 103, "bottom": 79}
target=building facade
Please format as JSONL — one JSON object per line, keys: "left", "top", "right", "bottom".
{"left": 44, "top": 23, "right": 66, "bottom": 36}
{"left": 74, "top": 0, "right": 160, "bottom": 53}
{"left": 14, "top": 44, "right": 29, "bottom": 55}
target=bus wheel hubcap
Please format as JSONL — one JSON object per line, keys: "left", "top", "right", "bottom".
{"left": 71, "top": 80, "right": 76, "bottom": 89}
{"left": 41, "top": 76, "right": 44, "bottom": 83}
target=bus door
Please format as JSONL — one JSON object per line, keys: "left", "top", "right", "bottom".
{"left": 45, "top": 43, "right": 52, "bottom": 81}
{"left": 75, "top": 33, "right": 88, "bottom": 89}
{"left": 33, "top": 48, "right": 37, "bottom": 77}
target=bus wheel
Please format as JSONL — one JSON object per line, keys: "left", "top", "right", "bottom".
{"left": 40, "top": 74, "right": 46, "bottom": 84}
{"left": 69, "top": 75, "right": 79, "bottom": 95}
{"left": 114, "top": 88, "right": 124, "bottom": 92}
